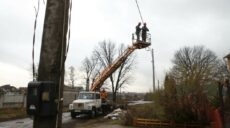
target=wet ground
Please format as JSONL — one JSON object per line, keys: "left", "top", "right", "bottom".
{"left": 0, "top": 112, "right": 133, "bottom": 128}
{"left": 0, "top": 101, "right": 151, "bottom": 128}
{"left": 62, "top": 116, "right": 133, "bottom": 128}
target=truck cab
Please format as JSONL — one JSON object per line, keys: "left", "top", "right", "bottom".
{"left": 69, "top": 91, "right": 101, "bottom": 118}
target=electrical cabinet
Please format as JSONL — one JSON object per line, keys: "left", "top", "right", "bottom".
{"left": 27, "top": 81, "right": 57, "bottom": 117}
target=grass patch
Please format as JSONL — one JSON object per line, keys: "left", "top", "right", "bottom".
{"left": 0, "top": 108, "right": 27, "bottom": 122}
{"left": 107, "top": 119, "right": 121, "bottom": 125}
{"left": 128, "top": 103, "right": 165, "bottom": 119}
{"left": 122, "top": 103, "right": 165, "bottom": 126}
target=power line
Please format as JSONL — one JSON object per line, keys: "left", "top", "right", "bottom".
{"left": 135, "top": 0, "right": 144, "bottom": 23}
{"left": 32, "top": 0, "right": 41, "bottom": 81}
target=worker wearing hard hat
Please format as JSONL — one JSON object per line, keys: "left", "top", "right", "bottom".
{"left": 100, "top": 88, "right": 108, "bottom": 103}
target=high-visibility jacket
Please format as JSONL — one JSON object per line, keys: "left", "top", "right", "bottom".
{"left": 100, "top": 91, "right": 108, "bottom": 100}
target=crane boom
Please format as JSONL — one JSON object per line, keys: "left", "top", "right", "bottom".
{"left": 90, "top": 33, "right": 151, "bottom": 91}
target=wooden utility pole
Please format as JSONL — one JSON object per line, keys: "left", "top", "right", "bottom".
{"left": 35, "top": 0, "right": 70, "bottom": 128}
{"left": 151, "top": 49, "right": 155, "bottom": 92}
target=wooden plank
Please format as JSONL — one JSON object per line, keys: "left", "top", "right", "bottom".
{"left": 133, "top": 118, "right": 207, "bottom": 128}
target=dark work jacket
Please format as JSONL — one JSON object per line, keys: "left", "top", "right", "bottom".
{"left": 136, "top": 25, "right": 141, "bottom": 34}
{"left": 142, "top": 26, "right": 149, "bottom": 35}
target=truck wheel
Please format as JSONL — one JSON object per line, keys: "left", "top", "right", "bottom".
{"left": 91, "top": 108, "right": 97, "bottom": 118}
{"left": 71, "top": 112, "right": 76, "bottom": 119}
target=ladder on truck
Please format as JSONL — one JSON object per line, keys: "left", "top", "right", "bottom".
{"left": 90, "top": 33, "right": 151, "bottom": 91}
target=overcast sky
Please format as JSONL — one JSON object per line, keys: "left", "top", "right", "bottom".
{"left": 0, "top": 0, "right": 230, "bottom": 92}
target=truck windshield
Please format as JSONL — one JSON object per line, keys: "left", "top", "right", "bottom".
{"left": 78, "top": 93, "right": 94, "bottom": 99}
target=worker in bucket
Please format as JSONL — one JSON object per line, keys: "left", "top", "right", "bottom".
{"left": 135, "top": 22, "right": 141, "bottom": 41}
{"left": 100, "top": 88, "right": 108, "bottom": 103}
{"left": 141, "top": 22, "right": 149, "bottom": 42}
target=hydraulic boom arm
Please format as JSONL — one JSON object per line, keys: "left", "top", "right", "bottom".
{"left": 90, "top": 34, "right": 151, "bottom": 91}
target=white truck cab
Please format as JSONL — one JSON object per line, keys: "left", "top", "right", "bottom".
{"left": 69, "top": 91, "right": 102, "bottom": 118}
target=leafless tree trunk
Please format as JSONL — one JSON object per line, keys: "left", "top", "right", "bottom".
{"left": 68, "top": 66, "right": 76, "bottom": 88}
{"left": 81, "top": 57, "right": 98, "bottom": 91}
{"left": 93, "top": 40, "right": 135, "bottom": 102}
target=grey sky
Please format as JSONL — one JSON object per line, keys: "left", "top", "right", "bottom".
{"left": 0, "top": 0, "right": 229, "bottom": 92}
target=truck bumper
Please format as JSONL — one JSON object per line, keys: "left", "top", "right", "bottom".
{"left": 70, "top": 109, "right": 92, "bottom": 114}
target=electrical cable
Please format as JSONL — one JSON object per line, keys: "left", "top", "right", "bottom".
{"left": 66, "top": 0, "right": 72, "bottom": 59}
{"left": 56, "top": 0, "right": 72, "bottom": 126}
{"left": 32, "top": 0, "right": 41, "bottom": 81}
{"left": 135, "top": 0, "right": 144, "bottom": 23}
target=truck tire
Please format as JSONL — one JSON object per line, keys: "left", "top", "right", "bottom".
{"left": 71, "top": 112, "right": 76, "bottom": 119}
{"left": 91, "top": 108, "right": 97, "bottom": 118}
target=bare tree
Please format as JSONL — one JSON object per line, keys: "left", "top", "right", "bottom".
{"left": 214, "top": 60, "right": 229, "bottom": 80}
{"left": 68, "top": 66, "right": 76, "bottom": 88}
{"left": 81, "top": 56, "right": 98, "bottom": 91}
{"left": 93, "top": 40, "right": 135, "bottom": 102}
{"left": 170, "top": 46, "right": 221, "bottom": 86}
{"left": 169, "top": 45, "right": 227, "bottom": 121}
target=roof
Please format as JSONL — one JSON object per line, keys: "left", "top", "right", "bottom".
{"left": 224, "top": 53, "right": 230, "bottom": 59}
{"left": 0, "top": 85, "right": 17, "bottom": 92}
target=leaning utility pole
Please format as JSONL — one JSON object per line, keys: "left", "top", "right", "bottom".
{"left": 35, "top": 0, "right": 70, "bottom": 128}
{"left": 151, "top": 49, "right": 155, "bottom": 92}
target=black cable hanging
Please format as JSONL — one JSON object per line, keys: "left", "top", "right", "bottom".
{"left": 135, "top": 0, "right": 144, "bottom": 23}
{"left": 65, "top": 0, "right": 72, "bottom": 59}
{"left": 32, "top": 0, "right": 41, "bottom": 81}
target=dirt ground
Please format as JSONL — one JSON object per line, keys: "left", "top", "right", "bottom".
{"left": 62, "top": 117, "right": 134, "bottom": 128}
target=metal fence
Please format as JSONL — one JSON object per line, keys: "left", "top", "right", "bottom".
{"left": 0, "top": 90, "right": 79, "bottom": 108}
{"left": 0, "top": 94, "right": 26, "bottom": 108}
{"left": 132, "top": 32, "right": 151, "bottom": 44}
